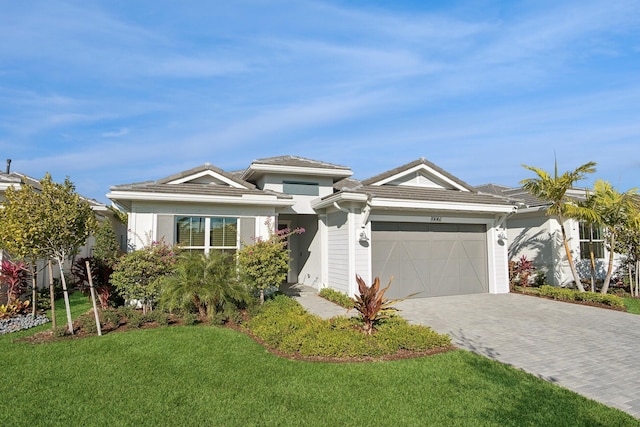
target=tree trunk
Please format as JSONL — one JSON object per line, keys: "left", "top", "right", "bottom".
{"left": 559, "top": 219, "right": 584, "bottom": 292}
{"left": 57, "top": 258, "right": 74, "bottom": 334}
{"left": 601, "top": 234, "right": 616, "bottom": 294}
{"left": 31, "top": 270, "right": 37, "bottom": 316}
{"left": 48, "top": 261, "right": 56, "bottom": 329}
{"left": 259, "top": 289, "right": 265, "bottom": 305}
{"left": 85, "top": 261, "right": 102, "bottom": 336}
{"left": 588, "top": 238, "right": 596, "bottom": 291}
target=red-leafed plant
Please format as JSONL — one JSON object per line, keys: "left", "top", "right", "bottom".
{"left": 351, "top": 275, "right": 401, "bottom": 335}
{"left": 0, "top": 260, "right": 29, "bottom": 306}
{"left": 71, "top": 257, "right": 118, "bottom": 309}
{"left": 509, "top": 255, "right": 536, "bottom": 290}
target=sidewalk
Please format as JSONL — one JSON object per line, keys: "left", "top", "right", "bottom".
{"left": 279, "top": 283, "right": 352, "bottom": 319}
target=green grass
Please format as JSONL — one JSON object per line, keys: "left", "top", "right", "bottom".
{"left": 624, "top": 297, "right": 640, "bottom": 314}
{"left": 0, "top": 294, "right": 636, "bottom": 426}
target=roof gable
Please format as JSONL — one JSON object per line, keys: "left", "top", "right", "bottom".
{"left": 157, "top": 163, "right": 254, "bottom": 189}
{"left": 362, "top": 158, "right": 475, "bottom": 192}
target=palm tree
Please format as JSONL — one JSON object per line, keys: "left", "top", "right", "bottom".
{"left": 589, "top": 180, "right": 639, "bottom": 294}
{"left": 160, "top": 252, "right": 251, "bottom": 318}
{"left": 565, "top": 188, "right": 600, "bottom": 291}
{"left": 520, "top": 160, "right": 597, "bottom": 292}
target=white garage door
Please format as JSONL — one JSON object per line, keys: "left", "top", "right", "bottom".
{"left": 371, "top": 222, "right": 488, "bottom": 299}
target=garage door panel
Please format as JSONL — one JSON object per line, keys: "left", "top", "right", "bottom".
{"left": 372, "top": 222, "right": 488, "bottom": 298}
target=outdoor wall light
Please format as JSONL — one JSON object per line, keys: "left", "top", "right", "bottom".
{"left": 359, "top": 230, "right": 369, "bottom": 242}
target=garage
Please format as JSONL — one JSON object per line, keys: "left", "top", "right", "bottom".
{"left": 371, "top": 222, "right": 488, "bottom": 299}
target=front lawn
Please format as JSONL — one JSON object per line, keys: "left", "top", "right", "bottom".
{"left": 624, "top": 297, "right": 640, "bottom": 314}
{"left": 1, "top": 324, "right": 636, "bottom": 425}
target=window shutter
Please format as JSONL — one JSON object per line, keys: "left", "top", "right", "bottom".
{"left": 239, "top": 217, "right": 256, "bottom": 247}
{"left": 156, "top": 215, "right": 175, "bottom": 244}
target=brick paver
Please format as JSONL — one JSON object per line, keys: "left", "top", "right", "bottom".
{"left": 284, "top": 285, "right": 640, "bottom": 419}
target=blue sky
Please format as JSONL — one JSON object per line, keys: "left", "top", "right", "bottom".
{"left": 1, "top": 0, "right": 639, "bottom": 203}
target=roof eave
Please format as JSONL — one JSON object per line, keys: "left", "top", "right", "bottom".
{"left": 106, "top": 190, "right": 296, "bottom": 209}
{"left": 242, "top": 164, "right": 353, "bottom": 182}
{"left": 311, "top": 192, "right": 369, "bottom": 209}
{"left": 370, "top": 198, "right": 517, "bottom": 214}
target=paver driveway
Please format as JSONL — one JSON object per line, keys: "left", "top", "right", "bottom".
{"left": 396, "top": 293, "right": 640, "bottom": 418}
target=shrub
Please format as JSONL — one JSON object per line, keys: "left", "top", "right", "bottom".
{"left": 538, "top": 285, "right": 625, "bottom": 308}
{"left": 509, "top": 256, "right": 536, "bottom": 290}
{"left": 318, "top": 288, "right": 354, "bottom": 308}
{"left": 76, "top": 313, "right": 98, "bottom": 334}
{"left": 145, "top": 310, "right": 170, "bottom": 326}
{"left": 237, "top": 219, "right": 304, "bottom": 304}
{"left": 181, "top": 312, "right": 199, "bottom": 326}
{"left": 247, "top": 295, "right": 450, "bottom": 358}
{"left": 111, "top": 240, "right": 179, "bottom": 314}
{"left": 127, "top": 312, "right": 145, "bottom": 328}
{"left": 100, "top": 308, "right": 122, "bottom": 328}
{"left": 0, "top": 260, "right": 28, "bottom": 305}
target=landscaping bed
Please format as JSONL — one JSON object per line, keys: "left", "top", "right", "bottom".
{"left": 513, "top": 285, "right": 632, "bottom": 312}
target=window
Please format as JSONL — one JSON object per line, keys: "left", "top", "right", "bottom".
{"left": 283, "top": 180, "right": 319, "bottom": 196}
{"left": 176, "top": 216, "right": 238, "bottom": 254}
{"left": 579, "top": 222, "right": 604, "bottom": 259}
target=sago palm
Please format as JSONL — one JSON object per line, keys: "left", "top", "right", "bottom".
{"left": 520, "top": 160, "right": 596, "bottom": 291}
{"left": 160, "top": 252, "right": 251, "bottom": 318}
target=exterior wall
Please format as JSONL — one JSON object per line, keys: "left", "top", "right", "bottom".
{"left": 487, "top": 222, "right": 510, "bottom": 294}
{"left": 126, "top": 201, "right": 277, "bottom": 250}
{"left": 256, "top": 174, "right": 335, "bottom": 214}
{"left": 326, "top": 210, "right": 350, "bottom": 294}
{"left": 507, "top": 211, "right": 623, "bottom": 287}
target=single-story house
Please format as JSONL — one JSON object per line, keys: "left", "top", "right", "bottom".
{"left": 0, "top": 162, "right": 127, "bottom": 289}
{"left": 476, "top": 184, "right": 623, "bottom": 287}
{"left": 108, "top": 156, "right": 516, "bottom": 299}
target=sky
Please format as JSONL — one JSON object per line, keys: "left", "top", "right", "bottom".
{"left": 1, "top": 0, "right": 639, "bottom": 204}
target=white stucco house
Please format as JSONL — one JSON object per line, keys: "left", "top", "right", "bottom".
{"left": 107, "top": 156, "right": 517, "bottom": 299}
{"left": 477, "top": 184, "right": 623, "bottom": 287}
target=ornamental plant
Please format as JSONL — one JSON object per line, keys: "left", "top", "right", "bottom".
{"left": 351, "top": 275, "right": 402, "bottom": 335}
{"left": 110, "top": 240, "right": 178, "bottom": 314}
{"left": 0, "top": 260, "right": 29, "bottom": 306}
{"left": 237, "top": 219, "right": 304, "bottom": 304}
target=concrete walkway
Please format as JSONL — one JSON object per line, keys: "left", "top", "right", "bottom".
{"left": 282, "top": 285, "right": 640, "bottom": 419}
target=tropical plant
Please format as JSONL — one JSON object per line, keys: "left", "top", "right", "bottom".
{"left": 521, "top": 160, "right": 597, "bottom": 291}
{"left": 110, "top": 240, "right": 178, "bottom": 314}
{"left": 588, "top": 181, "right": 639, "bottom": 294}
{"left": 0, "top": 299, "right": 30, "bottom": 319}
{"left": 0, "top": 260, "right": 29, "bottom": 305}
{"left": 71, "top": 257, "right": 120, "bottom": 309}
{"left": 613, "top": 209, "right": 640, "bottom": 296}
{"left": 160, "top": 252, "right": 251, "bottom": 319}
{"left": 509, "top": 255, "right": 536, "bottom": 290}
{"left": 351, "top": 275, "right": 401, "bottom": 335}
{"left": 237, "top": 219, "right": 304, "bottom": 304}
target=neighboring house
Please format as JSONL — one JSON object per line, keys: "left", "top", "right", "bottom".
{"left": 0, "top": 165, "right": 127, "bottom": 288}
{"left": 108, "top": 156, "right": 515, "bottom": 299}
{"left": 476, "top": 184, "right": 622, "bottom": 287}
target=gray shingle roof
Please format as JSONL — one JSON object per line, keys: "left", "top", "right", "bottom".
{"left": 475, "top": 184, "right": 549, "bottom": 208}
{"left": 110, "top": 182, "right": 291, "bottom": 199}
{"left": 250, "top": 155, "right": 351, "bottom": 171}
{"left": 348, "top": 185, "right": 514, "bottom": 206}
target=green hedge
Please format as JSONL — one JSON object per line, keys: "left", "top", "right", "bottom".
{"left": 318, "top": 287, "right": 354, "bottom": 308}
{"left": 247, "top": 295, "right": 451, "bottom": 358}
{"left": 538, "top": 285, "right": 625, "bottom": 308}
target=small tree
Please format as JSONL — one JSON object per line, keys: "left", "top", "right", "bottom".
{"left": 237, "top": 220, "right": 304, "bottom": 304}
{"left": 111, "top": 241, "right": 178, "bottom": 313}
{"left": 37, "top": 174, "right": 97, "bottom": 333}
{"left": 0, "top": 180, "right": 46, "bottom": 314}
{"left": 93, "top": 220, "right": 122, "bottom": 267}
